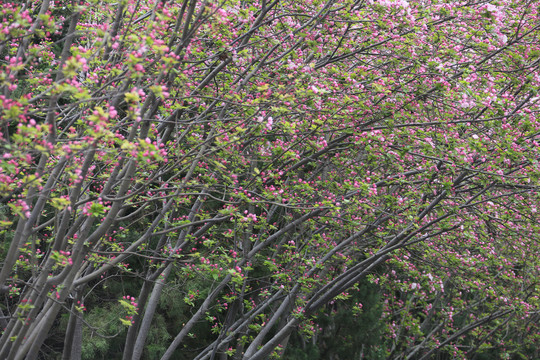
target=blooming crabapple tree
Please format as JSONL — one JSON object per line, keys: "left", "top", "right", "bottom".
{"left": 0, "top": 0, "right": 539, "bottom": 359}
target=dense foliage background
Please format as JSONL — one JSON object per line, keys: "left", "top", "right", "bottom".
{"left": 0, "top": 0, "right": 538, "bottom": 359}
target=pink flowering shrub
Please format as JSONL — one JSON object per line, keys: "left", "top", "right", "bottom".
{"left": 0, "top": 0, "right": 538, "bottom": 359}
